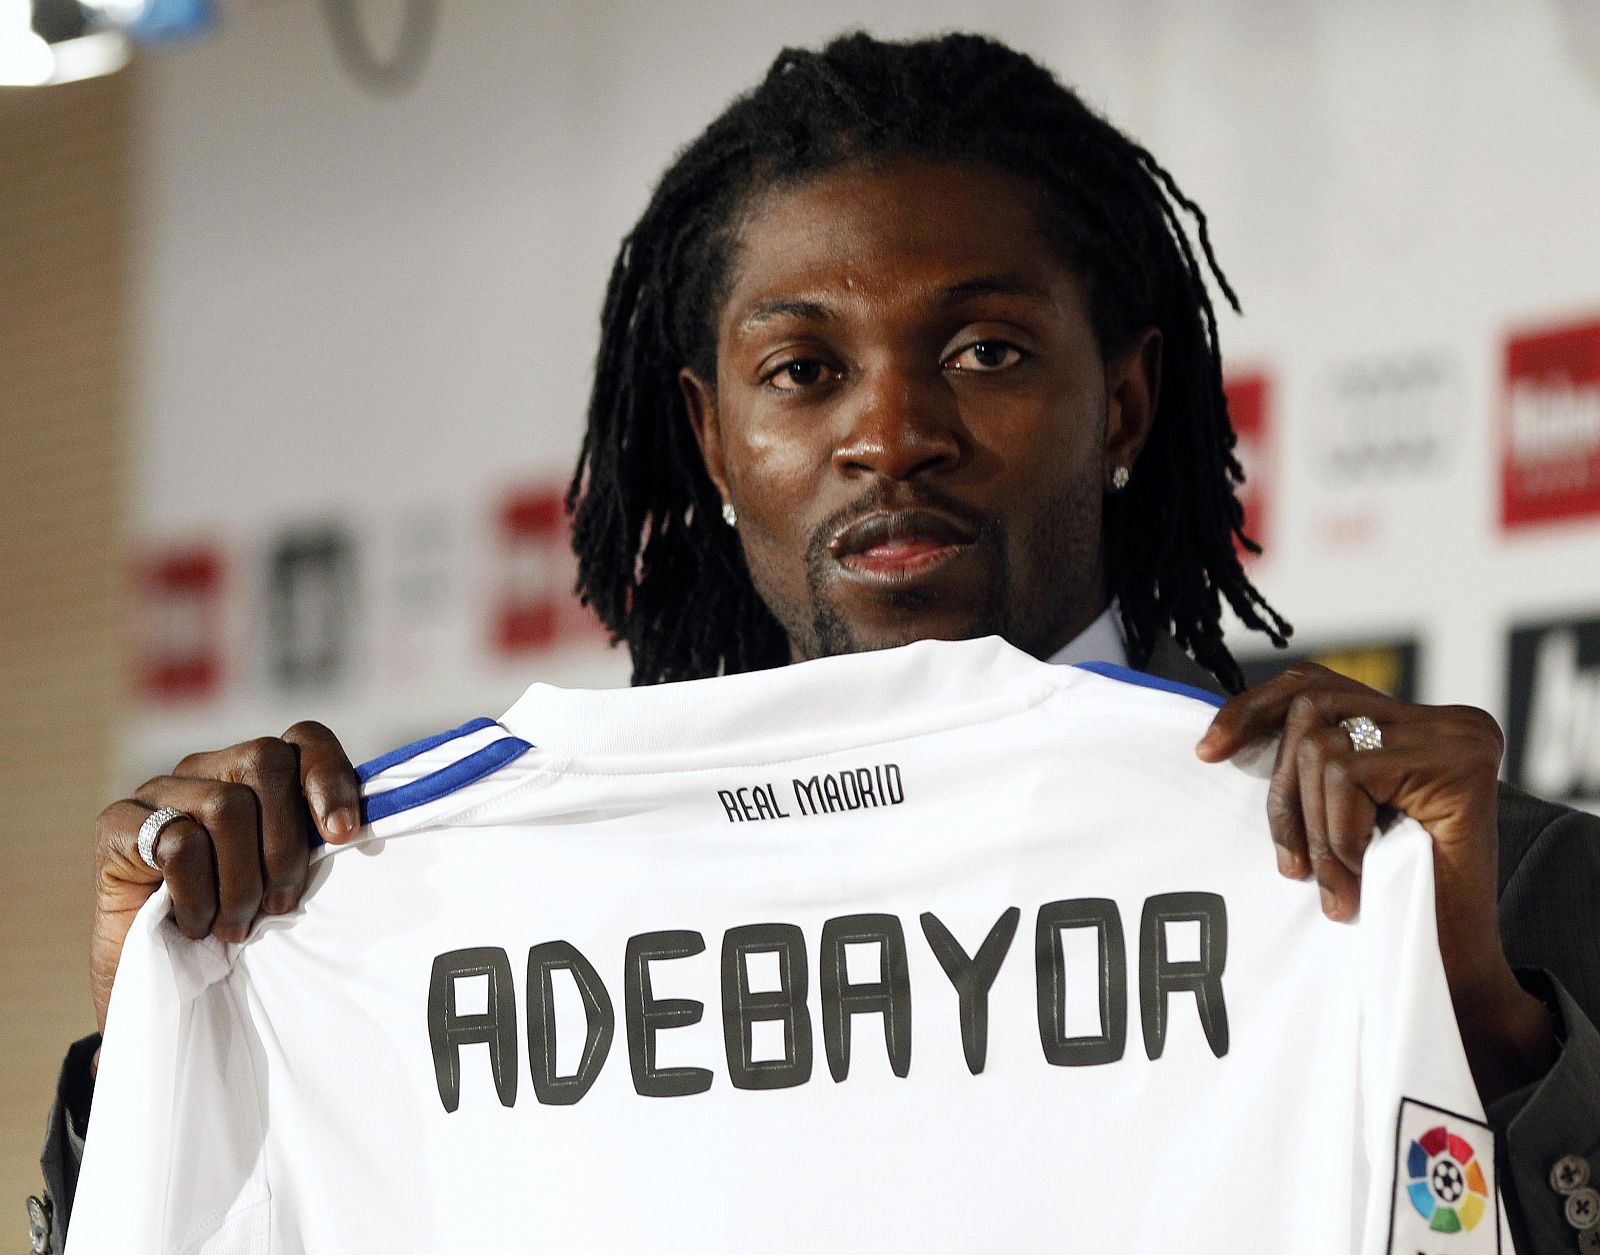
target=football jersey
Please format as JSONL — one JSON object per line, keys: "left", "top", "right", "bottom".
{"left": 69, "top": 638, "right": 1516, "bottom": 1254}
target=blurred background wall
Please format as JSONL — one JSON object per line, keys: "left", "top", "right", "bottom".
{"left": 6, "top": 0, "right": 1600, "bottom": 1218}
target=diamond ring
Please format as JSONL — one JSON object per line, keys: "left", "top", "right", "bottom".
{"left": 1339, "top": 716, "right": 1383, "bottom": 753}
{"left": 137, "top": 806, "right": 191, "bottom": 871}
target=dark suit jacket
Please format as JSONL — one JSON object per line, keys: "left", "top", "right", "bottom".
{"left": 35, "top": 641, "right": 1600, "bottom": 1253}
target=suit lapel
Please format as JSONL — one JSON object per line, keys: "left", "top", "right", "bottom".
{"left": 1141, "top": 633, "right": 1231, "bottom": 700}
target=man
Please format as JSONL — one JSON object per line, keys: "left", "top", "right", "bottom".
{"left": 34, "top": 31, "right": 1599, "bottom": 1254}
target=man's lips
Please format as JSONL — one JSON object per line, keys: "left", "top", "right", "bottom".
{"left": 828, "top": 508, "right": 980, "bottom": 580}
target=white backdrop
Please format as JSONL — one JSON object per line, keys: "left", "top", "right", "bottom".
{"left": 124, "top": 0, "right": 1600, "bottom": 804}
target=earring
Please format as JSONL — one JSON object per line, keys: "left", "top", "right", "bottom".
{"left": 1109, "top": 465, "right": 1130, "bottom": 492}
{"left": 722, "top": 502, "right": 738, "bottom": 527}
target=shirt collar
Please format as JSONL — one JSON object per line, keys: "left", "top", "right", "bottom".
{"left": 1044, "top": 602, "right": 1127, "bottom": 668}
{"left": 499, "top": 637, "right": 1069, "bottom": 766}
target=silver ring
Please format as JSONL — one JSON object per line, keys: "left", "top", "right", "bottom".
{"left": 137, "top": 806, "right": 190, "bottom": 871}
{"left": 1339, "top": 715, "right": 1383, "bottom": 753}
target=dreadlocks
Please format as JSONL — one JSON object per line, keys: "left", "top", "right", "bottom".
{"left": 569, "top": 30, "right": 1290, "bottom": 691}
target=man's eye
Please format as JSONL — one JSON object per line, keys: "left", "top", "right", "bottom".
{"left": 947, "top": 341, "right": 1025, "bottom": 372}
{"left": 765, "top": 360, "right": 831, "bottom": 391}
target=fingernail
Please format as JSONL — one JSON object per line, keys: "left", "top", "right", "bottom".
{"left": 265, "top": 890, "right": 295, "bottom": 915}
{"left": 1276, "top": 848, "right": 1300, "bottom": 878}
{"left": 325, "top": 807, "right": 358, "bottom": 839}
{"left": 1320, "top": 886, "right": 1341, "bottom": 920}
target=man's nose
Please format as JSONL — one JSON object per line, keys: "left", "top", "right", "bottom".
{"left": 831, "top": 363, "right": 965, "bottom": 481}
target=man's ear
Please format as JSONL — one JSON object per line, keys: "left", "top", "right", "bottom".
{"left": 1105, "top": 326, "right": 1162, "bottom": 473}
{"left": 679, "top": 367, "right": 731, "bottom": 503}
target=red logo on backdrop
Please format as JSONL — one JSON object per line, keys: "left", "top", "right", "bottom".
{"left": 1225, "top": 372, "right": 1273, "bottom": 558}
{"left": 138, "top": 546, "right": 223, "bottom": 701}
{"left": 493, "top": 487, "right": 606, "bottom": 654}
{"left": 1502, "top": 316, "right": 1600, "bottom": 529}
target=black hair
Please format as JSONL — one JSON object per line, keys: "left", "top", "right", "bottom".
{"left": 568, "top": 30, "right": 1290, "bottom": 691}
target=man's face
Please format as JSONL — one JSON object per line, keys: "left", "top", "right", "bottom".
{"left": 682, "top": 158, "right": 1158, "bottom": 663}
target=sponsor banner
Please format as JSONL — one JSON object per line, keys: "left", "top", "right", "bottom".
{"left": 373, "top": 507, "right": 457, "bottom": 682}
{"left": 1501, "top": 315, "right": 1600, "bottom": 529}
{"left": 137, "top": 544, "right": 225, "bottom": 702}
{"left": 1387, "top": 1099, "right": 1501, "bottom": 1253}
{"left": 1237, "top": 639, "right": 1420, "bottom": 702}
{"left": 492, "top": 485, "right": 605, "bottom": 656}
{"left": 1311, "top": 352, "right": 1461, "bottom": 483}
{"left": 266, "top": 525, "right": 357, "bottom": 691}
{"left": 1505, "top": 613, "right": 1600, "bottom": 803}
{"left": 1224, "top": 372, "right": 1272, "bottom": 558}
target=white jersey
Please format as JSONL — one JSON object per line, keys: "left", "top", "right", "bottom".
{"left": 71, "top": 638, "right": 1514, "bottom": 1254}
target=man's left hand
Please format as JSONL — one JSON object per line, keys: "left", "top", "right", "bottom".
{"left": 1196, "top": 663, "right": 1558, "bottom": 1104}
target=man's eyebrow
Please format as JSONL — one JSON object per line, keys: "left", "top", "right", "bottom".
{"left": 736, "top": 276, "right": 1051, "bottom": 330}
{"left": 938, "top": 274, "right": 1054, "bottom": 307}
{"left": 738, "top": 297, "right": 832, "bottom": 330}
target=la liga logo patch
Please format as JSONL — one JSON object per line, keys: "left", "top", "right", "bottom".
{"left": 1405, "top": 1125, "right": 1489, "bottom": 1232}
{"left": 1389, "top": 1099, "right": 1501, "bottom": 1252}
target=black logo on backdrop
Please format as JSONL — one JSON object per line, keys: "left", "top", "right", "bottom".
{"left": 1237, "top": 639, "right": 1420, "bottom": 702}
{"left": 1505, "top": 616, "right": 1600, "bottom": 803}
{"left": 267, "top": 526, "right": 355, "bottom": 690}
{"left": 1311, "top": 354, "right": 1461, "bottom": 482}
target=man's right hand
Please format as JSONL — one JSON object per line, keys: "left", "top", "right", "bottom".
{"left": 90, "top": 721, "right": 361, "bottom": 1040}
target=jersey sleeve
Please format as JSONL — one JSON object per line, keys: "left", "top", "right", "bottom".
{"left": 355, "top": 716, "right": 537, "bottom": 839}
{"left": 1355, "top": 818, "right": 1520, "bottom": 1254}
{"left": 65, "top": 891, "right": 270, "bottom": 1255}
{"left": 69, "top": 720, "right": 541, "bottom": 1254}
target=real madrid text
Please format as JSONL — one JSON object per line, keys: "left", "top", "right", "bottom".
{"left": 715, "top": 760, "right": 906, "bottom": 822}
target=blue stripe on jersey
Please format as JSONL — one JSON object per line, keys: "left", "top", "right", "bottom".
{"left": 1073, "top": 660, "right": 1226, "bottom": 709}
{"left": 361, "top": 736, "right": 535, "bottom": 824}
{"left": 355, "top": 717, "right": 501, "bottom": 783}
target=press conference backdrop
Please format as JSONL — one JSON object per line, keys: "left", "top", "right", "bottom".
{"left": 118, "top": 0, "right": 1600, "bottom": 798}
{"left": 11, "top": 0, "right": 1600, "bottom": 1223}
